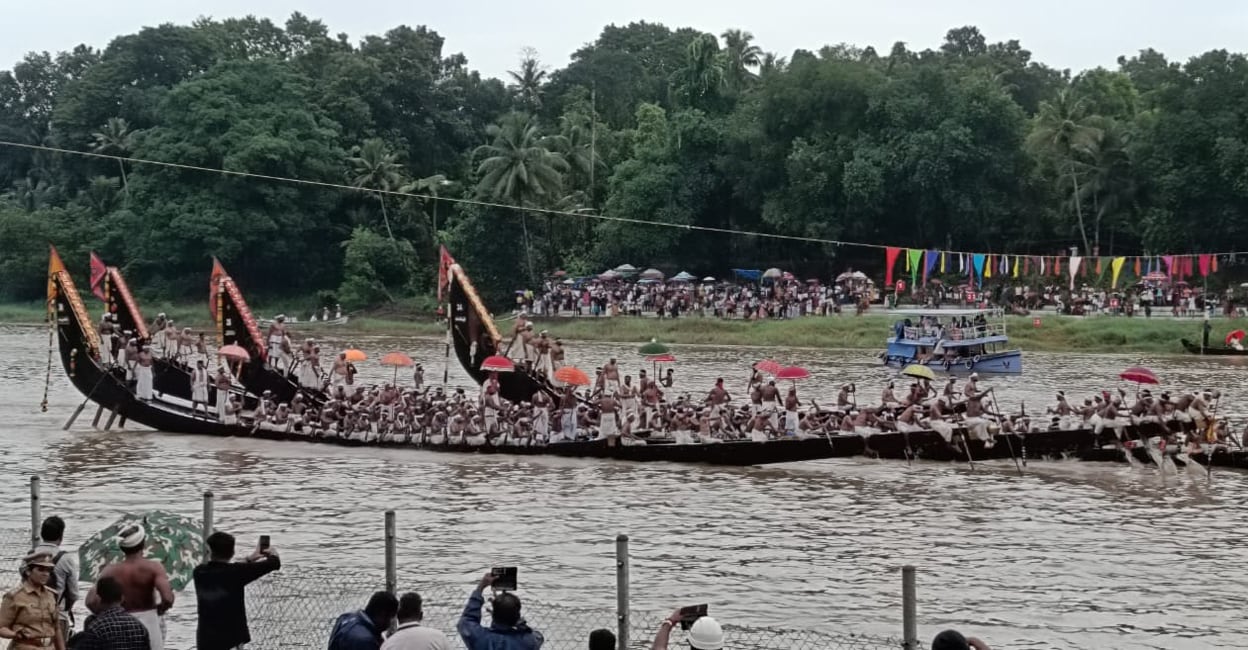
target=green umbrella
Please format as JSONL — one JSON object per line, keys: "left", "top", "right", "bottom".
{"left": 638, "top": 339, "right": 670, "bottom": 356}
{"left": 79, "top": 511, "right": 204, "bottom": 591}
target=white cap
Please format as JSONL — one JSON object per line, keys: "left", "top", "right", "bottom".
{"left": 688, "top": 617, "right": 724, "bottom": 650}
{"left": 118, "top": 524, "right": 146, "bottom": 549}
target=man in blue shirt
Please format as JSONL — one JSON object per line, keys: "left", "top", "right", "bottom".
{"left": 329, "top": 592, "right": 399, "bottom": 650}
{"left": 457, "top": 573, "right": 543, "bottom": 650}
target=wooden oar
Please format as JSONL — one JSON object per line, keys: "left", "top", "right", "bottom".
{"left": 986, "top": 388, "right": 1023, "bottom": 476}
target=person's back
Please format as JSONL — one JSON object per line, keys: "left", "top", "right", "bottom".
{"left": 329, "top": 591, "right": 398, "bottom": 650}
{"left": 382, "top": 593, "right": 451, "bottom": 650}
{"left": 88, "top": 525, "right": 173, "bottom": 650}
{"left": 458, "top": 573, "right": 543, "bottom": 650}
{"left": 104, "top": 559, "right": 161, "bottom": 612}
{"left": 75, "top": 576, "right": 150, "bottom": 650}
{"left": 194, "top": 531, "right": 281, "bottom": 650}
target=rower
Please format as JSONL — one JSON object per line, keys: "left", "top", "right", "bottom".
{"left": 706, "top": 378, "right": 731, "bottom": 423}
{"left": 551, "top": 338, "right": 566, "bottom": 370}
{"left": 213, "top": 367, "right": 232, "bottom": 421}
{"left": 783, "top": 387, "right": 801, "bottom": 435}
{"left": 534, "top": 332, "right": 553, "bottom": 377}
{"left": 962, "top": 393, "right": 990, "bottom": 444}
{"left": 964, "top": 373, "right": 981, "bottom": 400}
{"left": 896, "top": 403, "right": 925, "bottom": 433}
{"left": 556, "top": 385, "right": 577, "bottom": 441}
{"left": 880, "top": 381, "right": 900, "bottom": 408}
{"left": 603, "top": 358, "right": 621, "bottom": 395}
{"left": 531, "top": 389, "right": 552, "bottom": 441}
{"left": 661, "top": 368, "right": 675, "bottom": 389}
{"left": 190, "top": 359, "right": 210, "bottom": 417}
{"left": 618, "top": 376, "right": 639, "bottom": 423}
{"left": 520, "top": 323, "right": 537, "bottom": 368}
{"left": 508, "top": 312, "right": 529, "bottom": 359}
{"left": 596, "top": 392, "right": 620, "bottom": 441}
{"left": 640, "top": 380, "right": 663, "bottom": 429}
{"left": 267, "top": 315, "right": 287, "bottom": 370}
{"left": 760, "top": 380, "right": 781, "bottom": 428}
{"left": 331, "top": 353, "right": 349, "bottom": 386}
{"left": 413, "top": 364, "right": 424, "bottom": 391}
{"left": 481, "top": 383, "right": 501, "bottom": 434}
{"left": 135, "top": 345, "right": 154, "bottom": 400}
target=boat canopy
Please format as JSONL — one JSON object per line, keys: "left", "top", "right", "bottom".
{"left": 887, "top": 308, "right": 1000, "bottom": 318}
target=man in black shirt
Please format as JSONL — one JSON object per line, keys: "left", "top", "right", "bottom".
{"left": 192, "top": 531, "right": 281, "bottom": 650}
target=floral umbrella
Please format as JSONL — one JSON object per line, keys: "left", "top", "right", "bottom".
{"left": 79, "top": 511, "right": 204, "bottom": 591}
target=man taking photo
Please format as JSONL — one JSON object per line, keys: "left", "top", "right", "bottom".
{"left": 192, "top": 531, "right": 281, "bottom": 650}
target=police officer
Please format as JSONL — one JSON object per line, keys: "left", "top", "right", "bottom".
{"left": 0, "top": 553, "right": 64, "bottom": 650}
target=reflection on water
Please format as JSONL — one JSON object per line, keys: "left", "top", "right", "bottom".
{"left": 0, "top": 326, "right": 1246, "bottom": 649}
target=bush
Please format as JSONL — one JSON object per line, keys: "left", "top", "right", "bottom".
{"left": 337, "top": 227, "right": 418, "bottom": 309}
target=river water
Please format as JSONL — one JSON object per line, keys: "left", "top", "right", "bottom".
{"left": 1, "top": 325, "right": 1245, "bottom": 649}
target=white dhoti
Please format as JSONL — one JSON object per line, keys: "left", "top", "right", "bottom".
{"left": 598, "top": 413, "right": 619, "bottom": 439}
{"left": 135, "top": 365, "right": 153, "bottom": 400}
{"left": 192, "top": 382, "right": 209, "bottom": 404}
{"left": 929, "top": 420, "right": 955, "bottom": 443}
{"left": 536, "top": 353, "right": 554, "bottom": 377}
{"left": 216, "top": 392, "right": 229, "bottom": 421}
{"left": 484, "top": 408, "right": 498, "bottom": 432}
{"left": 750, "top": 430, "right": 769, "bottom": 442}
{"left": 622, "top": 398, "right": 638, "bottom": 419}
{"left": 298, "top": 364, "right": 319, "bottom": 389}
{"left": 853, "top": 426, "right": 882, "bottom": 436}
{"left": 560, "top": 411, "right": 576, "bottom": 440}
{"left": 533, "top": 409, "right": 549, "bottom": 435}
{"left": 897, "top": 421, "right": 924, "bottom": 433}
{"left": 131, "top": 609, "right": 164, "bottom": 650}
{"left": 1188, "top": 407, "right": 1207, "bottom": 428}
{"left": 961, "top": 416, "right": 989, "bottom": 441}
{"left": 674, "top": 430, "right": 697, "bottom": 444}
{"left": 763, "top": 404, "right": 779, "bottom": 429}
{"left": 604, "top": 379, "right": 620, "bottom": 395}
{"left": 784, "top": 409, "right": 799, "bottom": 434}
{"left": 465, "top": 434, "right": 487, "bottom": 446}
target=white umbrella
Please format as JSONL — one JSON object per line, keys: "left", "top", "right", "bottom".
{"left": 615, "top": 264, "right": 638, "bottom": 273}
{"left": 702, "top": 276, "right": 716, "bottom": 282}
{"left": 641, "top": 268, "right": 665, "bottom": 280}
{"left": 762, "top": 268, "right": 783, "bottom": 279}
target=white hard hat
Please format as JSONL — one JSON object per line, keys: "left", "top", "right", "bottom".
{"left": 688, "top": 616, "right": 724, "bottom": 650}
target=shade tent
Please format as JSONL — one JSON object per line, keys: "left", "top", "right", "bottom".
{"left": 641, "top": 268, "right": 665, "bottom": 280}
{"left": 762, "top": 268, "right": 783, "bottom": 279}
{"left": 671, "top": 271, "right": 697, "bottom": 282}
{"left": 614, "top": 264, "right": 638, "bottom": 274}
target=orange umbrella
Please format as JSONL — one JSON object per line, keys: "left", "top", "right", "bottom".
{"left": 343, "top": 349, "right": 367, "bottom": 362}
{"left": 217, "top": 344, "right": 250, "bottom": 362}
{"left": 553, "top": 366, "right": 591, "bottom": 386}
{"left": 380, "top": 352, "right": 414, "bottom": 367}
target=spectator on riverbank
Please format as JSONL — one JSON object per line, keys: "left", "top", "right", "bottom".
{"left": 30, "top": 516, "right": 78, "bottom": 639}
{"left": 380, "top": 592, "right": 450, "bottom": 650}
{"left": 85, "top": 525, "right": 173, "bottom": 650}
{"left": 329, "top": 592, "right": 398, "bottom": 650}
{"left": 192, "top": 531, "right": 282, "bottom": 650}
{"left": 457, "top": 572, "right": 543, "bottom": 650}
{"left": 588, "top": 629, "right": 615, "bottom": 650}
{"left": 931, "top": 629, "right": 991, "bottom": 650}
{"left": 71, "top": 576, "right": 149, "bottom": 650}
{"left": 1, "top": 553, "right": 64, "bottom": 650}
{"left": 650, "top": 609, "right": 723, "bottom": 650}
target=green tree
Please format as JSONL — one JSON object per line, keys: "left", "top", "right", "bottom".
{"left": 347, "top": 138, "right": 406, "bottom": 242}
{"left": 508, "top": 47, "right": 547, "bottom": 112}
{"left": 1028, "top": 89, "right": 1100, "bottom": 253}
{"left": 720, "top": 29, "right": 762, "bottom": 91}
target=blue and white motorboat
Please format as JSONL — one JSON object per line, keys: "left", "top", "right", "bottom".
{"left": 882, "top": 308, "right": 1022, "bottom": 374}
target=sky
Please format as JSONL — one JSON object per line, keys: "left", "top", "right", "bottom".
{"left": 4, "top": 0, "right": 1247, "bottom": 78}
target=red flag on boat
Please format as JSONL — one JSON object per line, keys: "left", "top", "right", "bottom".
{"left": 437, "top": 245, "right": 457, "bottom": 303}
{"left": 209, "top": 258, "right": 226, "bottom": 321}
{"left": 89, "top": 252, "right": 108, "bottom": 302}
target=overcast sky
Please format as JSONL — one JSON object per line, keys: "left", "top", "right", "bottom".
{"left": 5, "top": 0, "right": 1246, "bottom": 79}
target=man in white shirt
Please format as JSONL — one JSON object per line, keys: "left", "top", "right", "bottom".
{"left": 382, "top": 592, "right": 450, "bottom": 650}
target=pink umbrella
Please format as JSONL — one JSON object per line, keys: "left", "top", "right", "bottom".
{"left": 753, "top": 359, "right": 782, "bottom": 375}
{"left": 775, "top": 366, "right": 811, "bottom": 381}
{"left": 481, "top": 355, "right": 515, "bottom": 373}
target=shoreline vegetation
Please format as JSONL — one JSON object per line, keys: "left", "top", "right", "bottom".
{"left": 3, "top": 301, "right": 1240, "bottom": 354}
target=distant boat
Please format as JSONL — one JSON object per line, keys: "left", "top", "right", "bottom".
{"left": 882, "top": 308, "right": 1022, "bottom": 374}
{"left": 257, "top": 315, "right": 349, "bottom": 327}
{"left": 1180, "top": 338, "right": 1248, "bottom": 356}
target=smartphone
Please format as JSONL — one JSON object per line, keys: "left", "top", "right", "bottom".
{"left": 490, "top": 566, "right": 518, "bottom": 591}
{"left": 678, "top": 604, "right": 708, "bottom": 631}
{"left": 259, "top": 535, "right": 270, "bottom": 552}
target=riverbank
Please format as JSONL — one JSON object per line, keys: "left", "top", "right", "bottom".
{"left": 5, "top": 300, "right": 1238, "bottom": 354}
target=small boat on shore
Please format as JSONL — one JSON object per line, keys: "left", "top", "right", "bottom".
{"left": 883, "top": 309, "right": 1022, "bottom": 374}
{"left": 1180, "top": 338, "right": 1248, "bottom": 356}
{"left": 258, "top": 315, "right": 349, "bottom": 327}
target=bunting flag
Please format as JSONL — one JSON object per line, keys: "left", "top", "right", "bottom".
{"left": 438, "top": 244, "right": 457, "bottom": 303}
{"left": 959, "top": 253, "right": 966, "bottom": 274}
{"left": 1001, "top": 255, "right": 1009, "bottom": 274}
{"left": 1162, "top": 255, "right": 1174, "bottom": 276}
{"left": 925, "top": 250, "right": 939, "bottom": 275}
{"left": 1212, "top": 255, "right": 1219, "bottom": 272}
{"left": 209, "top": 257, "right": 226, "bottom": 321}
{"left": 1111, "top": 257, "right": 1126, "bottom": 288}
{"left": 1024, "top": 257, "right": 1031, "bottom": 275}
{"left": 1068, "top": 256, "right": 1083, "bottom": 290}
{"left": 1185, "top": 255, "right": 1195, "bottom": 278}
{"left": 1039, "top": 257, "right": 1046, "bottom": 275}
{"left": 984, "top": 255, "right": 993, "bottom": 278}
{"left": 1133, "top": 257, "right": 1141, "bottom": 277}
{"left": 1095, "top": 257, "right": 1103, "bottom": 276}
{"left": 972, "top": 254, "right": 986, "bottom": 287}
{"left": 89, "top": 252, "right": 108, "bottom": 302}
{"left": 1012, "top": 256, "right": 1019, "bottom": 278}
{"left": 940, "top": 252, "right": 947, "bottom": 273}
{"left": 907, "top": 249, "right": 923, "bottom": 289}
{"left": 884, "top": 247, "right": 902, "bottom": 287}
{"left": 1199, "top": 254, "right": 1212, "bottom": 277}
{"left": 1054, "top": 257, "right": 1062, "bottom": 276}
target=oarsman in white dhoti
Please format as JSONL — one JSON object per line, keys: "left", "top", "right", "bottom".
{"left": 880, "top": 381, "right": 901, "bottom": 408}
{"left": 760, "top": 381, "right": 781, "bottom": 429}
{"left": 1189, "top": 391, "right": 1214, "bottom": 431}
{"left": 550, "top": 339, "right": 566, "bottom": 370}
{"left": 135, "top": 346, "right": 154, "bottom": 400}
{"left": 556, "top": 386, "right": 577, "bottom": 442}
{"left": 534, "top": 332, "right": 554, "bottom": 378}
{"left": 214, "top": 368, "right": 232, "bottom": 421}
{"left": 190, "top": 360, "right": 209, "bottom": 417}
{"left": 961, "top": 393, "right": 991, "bottom": 444}
{"left": 895, "top": 403, "right": 926, "bottom": 433}
{"left": 705, "top": 378, "right": 731, "bottom": 429}
{"left": 520, "top": 324, "right": 537, "bottom": 367}
{"left": 640, "top": 381, "right": 663, "bottom": 430}
{"left": 160, "top": 321, "right": 178, "bottom": 359}
{"left": 603, "top": 358, "right": 621, "bottom": 395}
{"left": 783, "top": 387, "right": 801, "bottom": 435}
{"left": 330, "top": 353, "right": 349, "bottom": 386}
{"left": 596, "top": 393, "right": 620, "bottom": 440}
{"left": 413, "top": 364, "right": 424, "bottom": 391}
{"left": 532, "top": 389, "right": 551, "bottom": 440}
{"left": 1049, "top": 391, "right": 1078, "bottom": 430}
{"left": 508, "top": 312, "right": 529, "bottom": 360}
{"left": 618, "top": 376, "right": 639, "bottom": 423}
{"left": 266, "top": 316, "right": 288, "bottom": 370}
{"left": 482, "top": 384, "right": 501, "bottom": 434}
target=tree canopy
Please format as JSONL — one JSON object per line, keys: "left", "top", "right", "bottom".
{"left": 2, "top": 18, "right": 1246, "bottom": 306}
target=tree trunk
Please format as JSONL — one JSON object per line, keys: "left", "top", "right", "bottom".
{"left": 1068, "top": 162, "right": 1090, "bottom": 255}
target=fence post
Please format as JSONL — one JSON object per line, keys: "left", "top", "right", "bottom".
{"left": 202, "top": 491, "right": 215, "bottom": 559}
{"left": 902, "top": 565, "right": 918, "bottom": 650}
{"left": 29, "top": 476, "right": 41, "bottom": 550}
{"left": 615, "top": 534, "right": 630, "bottom": 650}
{"left": 384, "top": 511, "right": 397, "bottom": 595}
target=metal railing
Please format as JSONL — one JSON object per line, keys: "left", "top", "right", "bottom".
{"left": 6, "top": 478, "right": 913, "bottom": 650}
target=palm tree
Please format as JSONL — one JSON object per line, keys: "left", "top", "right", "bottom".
{"left": 1078, "top": 117, "right": 1136, "bottom": 253}
{"left": 721, "top": 29, "right": 763, "bottom": 91}
{"left": 507, "top": 47, "right": 547, "bottom": 112}
{"left": 473, "top": 112, "right": 569, "bottom": 280}
{"left": 672, "top": 33, "right": 726, "bottom": 108}
{"left": 556, "top": 112, "right": 602, "bottom": 201}
{"left": 758, "top": 52, "right": 787, "bottom": 79}
{"left": 1028, "top": 90, "right": 1101, "bottom": 254}
{"left": 399, "top": 173, "right": 452, "bottom": 244}
{"left": 346, "top": 138, "right": 406, "bottom": 242}
{"left": 91, "top": 117, "right": 135, "bottom": 205}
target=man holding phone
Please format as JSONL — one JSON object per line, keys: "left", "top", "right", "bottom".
{"left": 192, "top": 531, "right": 282, "bottom": 650}
{"left": 650, "top": 606, "right": 723, "bottom": 650}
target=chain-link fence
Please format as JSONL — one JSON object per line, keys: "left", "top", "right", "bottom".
{"left": 244, "top": 568, "right": 903, "bottom": 650}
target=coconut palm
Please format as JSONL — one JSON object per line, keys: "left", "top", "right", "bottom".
{"left": 347, "top": 138, "right": 406, "bottom": 242}
{"left": 672, "top": 33, "right": 726, "bottom": 108}
{"left": 758, "top": 52, "right": 787, "bottom": 79}
{"left": 556, "top": 112, "right": 602, "bottom": 200}
{"left": 399, "top": 173, "right": 453, "bottom": 244}
{"left": 1078, "top": 117, "right": 1136, "bottom": 252}
{"left": 721, "top": 29, "right": 763, "bottom": 91}
{"left": 508, "top": 48, "right": 547, "bottom": 112}
{"left": 473, "top": 112, "right": 569, "bottom": 280}
{"left": 1027, "top": 90, "right": 1101, "bottom": 254}
{"left": 91, "top": 117, "right": 135, "bottom": 205}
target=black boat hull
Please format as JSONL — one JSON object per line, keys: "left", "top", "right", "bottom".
{"left": 1180, "top": 338, "right": 1248, "bottom": 356}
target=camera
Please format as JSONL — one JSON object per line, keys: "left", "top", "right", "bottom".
{"left": 678, "top": 604, "right": 708, "bottom": 631}
{"left": 491, "top": 566, "right": 518, "bottom": 591}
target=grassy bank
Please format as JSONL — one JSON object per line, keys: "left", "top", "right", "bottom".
{"left": 3, "top": 299, "right": 1234, "bottom": 354}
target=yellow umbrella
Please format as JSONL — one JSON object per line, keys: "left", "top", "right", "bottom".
{"left": 901, "top": 364, "right": 936, "bottom": 381}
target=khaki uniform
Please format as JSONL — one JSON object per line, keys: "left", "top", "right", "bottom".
{"left": 0, "top": 583, "right": 58, "bottom": 648}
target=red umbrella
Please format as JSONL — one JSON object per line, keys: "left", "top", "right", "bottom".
{"left": 217, "top": 344, "right": 250, "bottom": 362}
{"left": 1226, "top": 330, "right": 1245, "bottom": 346}
{"left": 753, "top": 359, "right": 782, "bottom": 375}
{"left": 1119, "top": 366, "right": 1159, "bottom": 385}
{"left": 554, "top": 366, "right": 591, "bottom": 386}
{"left": 646, "top": 353, "right": 676, "bottom": 363}
{"left": 775, "top": 366, "right": 811, "bottom": 381}
{"left": 481, "top": 355, "right": 515, "bottom": 373}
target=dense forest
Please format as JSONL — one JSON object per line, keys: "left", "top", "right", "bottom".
{"left": 2, "top": 14, "right": 1247, "bottom": 307}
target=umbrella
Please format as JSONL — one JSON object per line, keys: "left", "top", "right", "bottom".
{"left": 1119, "top": 366, "right": 1159, "bottom": 385}
{"left": 775, "top": 366, "right": 811, "bottom": 381}
{"left": 343, "top": 349, "right": 367, "bottom": 362}
{"left": 481, "top": 355, "right": 515, "bottom": 373}
{"left": 1227, "top": 330, "right": 1246, "bottom": 346}
{"left": 216, "top": 344, "right": 250, "bottom": 362}
{"left": 646, "top": 353, "right": 676, "bottom": 363}
{"left": 553, "top": 366, "right": 591, "bottom": 386}
{"left": 641, "top": 268, "right": 664, "bottom": 280}
{"left": 851, "top": 271, "right": 867, "bottom": 280}
{"left": 762, "top": 268, "right": 783, "bottom": 279}
{"left": 901, "top": 364, "right": 936, "bottom": 381}
{"left": 781, "top": 271, "right": 795, "bottom": 280}
{"left": 835, "top": 271, "right": 853, "bottom": 282}
{"left": 702, "top": 276, "right": 716, "bottom": 283}
{"left": 380, "top": 351, "right": 415, "bottom": 382}
{"left": 614, "top": 264, "right": 637, "bottom": 273}
{"left": 562, "top": 278, "right": 575, "bottom": 285}
{"left": 753, "top": 359, "right": 782, "bottom": 375}
{"left": 552, "top": 270, "right": 567, "bottom": 277}
{"left": 599, "top": 270, "right": 618, "bottom": 280}
{"left": 79, "top": 511, "right": 204, "bottom": 592}
{"left": 638, "top": 339, "right": 670, "bottom": 356}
